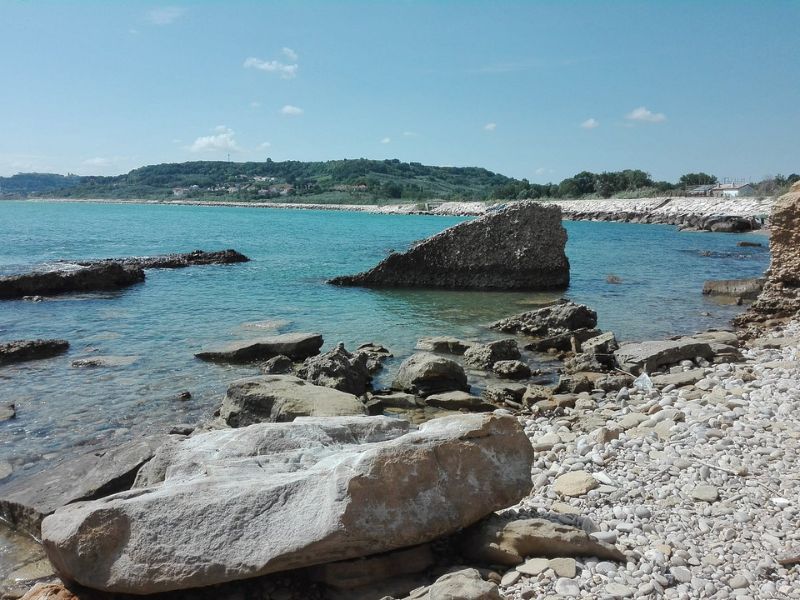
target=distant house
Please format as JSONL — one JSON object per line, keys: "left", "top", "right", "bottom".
{"left": 711, "top": 183, "right": 755, "bottom": 198}
{"left": 688, "top": 184, "right": 716, "bottom": 196}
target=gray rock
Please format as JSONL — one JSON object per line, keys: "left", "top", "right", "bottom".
{"left": 491, "top": 299, "right": 597, "bottom": 337}
{"left": 76, "top": 249, "right": 249, "bottom": 270}
{"left": 260, "top": 354, "right": 294, "bottom": 374}
{"left": 0, "top": 461, "right": 11, "bottom": 480}
{"left": 373, "top": 391, "right": 420, "bottom": 409}
{"left": 464, "top": 339, "right": 521, "bottom": 369}
{"left": 482, "top": 383, "right": 527, "bottom": 406}
{"left": 402, "top": 568, "right": 502, "bottom": 600}
{"left": 43, "top": 413, "right": 534, "bottom": 594}
{"left": 195, "top": 333, "right": 323, "bottom": 363}
{"left": 581, "top": 331, "right": 619, "bottom": 366}
{"left": 0, "top": 339, "right": 69, "bottom": 365}
{"left": 492, "top": 360, "right": 531, "bottom": 379}
{"left": 297, "top": 343, "right": 371, "bottom": 395}
{"left": 702, "top": 278, "right": 764, "bottom": 299}
{"left": 652, "top": 368, "right": 706, "bottom": 388}
{"left": 0, "top": 403, "right": 16, "bottom": 421}
{"left": 392, "top": 353, "right": 469, "bottom": 397}
{"left": 614, "top": 339, "right": 714, "bottom": 375}
{"left": 425, "top": 391, "right": 495, "bottom": 412}
{"left": 0, "top": 435, "right": 173, "bottom": 537}
{"left": 70, "top": 355, "right": 138, "bottom": 368}
{"left": 355, "top": 342, "right": 393, "bottom": 374}
{"left": 0, "top": 262, "right": 144, "bottom": 300}
{"left": 416, "top": 336, "right": 473, "bottom": 355}
{"left": 564, "top": 352, "right": 606, "bottom": 374}
{"left": 329, "top": 202, "right": 570, "bottom": 290}
{"left": 218, "top": 375, "right": 366, "bottom": 427}
{"left": 309, "top": 544, "right": 434, "bottom": 590}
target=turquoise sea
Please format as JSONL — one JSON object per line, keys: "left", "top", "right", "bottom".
{"left": 0, "top": 200, "right": 769, "bottom": 475}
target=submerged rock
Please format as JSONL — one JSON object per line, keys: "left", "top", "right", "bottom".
{"left": 75, "top": 248, "right": 249, "bottom": 269}
{"left": 0, "top": 263, "right": 144, "bottom": 300}
{"left": 329, "top": 202, "right": 569, "bottom": 290}
{"left": 392, "top": 352, "right": 469, "bottom": 397}
{"left": 297, "top": 343, "right": 371, "bottom": 395}
{"left": 492, "top": 299, "right": 598, "bottom": 337}
{"left": 43, "top": 413, "right": 534, "bottom": 594}
{"left": 219, "top": 374, "right": 366, "bottom": 426}
{"left": 0, "top": 339, "right": 69, "bottom": 365}
{"left": 259, "top": 354, "right": 294, "bottom": 374}
{"left": 195, "top": 332, "right": 323, "bottom": 363}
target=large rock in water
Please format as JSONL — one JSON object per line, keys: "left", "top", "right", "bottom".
{"left": 195, "top": 333, "right": 323, "bottom": 362}
{"left": 75, "top": 248, "right": 249, "bottom": 270}
{"left": 219, "top": 374, "right": 366, "bottom": 426}
{"left": 296, "top": 343, "right": 372, "bottom": 395}
{"left": 392, "top": 352, "right": 469, "bottom": 396}
{"left": 0, "top": 339, "right": 69, "bottom": 365}
{"left": 42, "top": 413, "right": 534, "bottom": 594}
{"left": 0, "top": 263, "right": 144, "bottom": 300}
{"left": 329, "top": 202, "right": 569, "bottom": 290}
{"left": 737, "top": 181, "right": 800, "bottom": 325}
{"left": 491, "top": 299, "right": 597, "bottom": 337}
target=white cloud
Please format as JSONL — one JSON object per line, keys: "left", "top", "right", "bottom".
{"left": 281, "top": 47, "right": 298, "bottom": 61}
{"left": 259, "top": 141, "right": 272, "bottom": 149}
{"left": 626, "top": 106, "right": 666, "bottom": 123}
{"left": 147, "top": 6, "right": 186, "bottom": 26}
{"left": 484, "top": 122, "right": 497, "bottom": 132}
{"left": 244, "top": 56, "right": 298, "bottom": 79}
{"left": 380, "top": 137, "right": 391, "bottom": 144}
{"left": 581, "top": 118, "right": 599, "bottom": 129}
{"left": 83, "top": 157, "right": 112, "bottom": 167}
{"left": 280, "top": 104, "right": 304, "bottom": 116}
{"left": 402, "top": 131, "right": 418, "bottom": 137}
{"left": 187, "top": 126, "right": 241, "bottom": 153}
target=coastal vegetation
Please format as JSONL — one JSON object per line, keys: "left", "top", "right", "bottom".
{"left": 1, "top": 160, "right": 798, "bottom": 203}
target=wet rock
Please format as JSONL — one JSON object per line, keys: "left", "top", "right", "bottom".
{"left": 392, "top": 353, "right": 469, "bottom": 397}
{"left": 355, "top": 342, "right": 393, "bottom": 373}
{"left": 371, "top": 391, "right": 419, "bottom": 409}
{"left": 1, "top": 402, "right": 16, "bottom": 421}
{"left": 461, "top": 516, "right": 625, "bottom": 565}
{"left": 195, "top": 333, "right": 323, "bottom": 363}
{"left": 482, "top": 383, "right": 527, "bottom": 406}
{"left": 260, "top": 354, "right": 294, "bottom": 374}
{"left": 416, "top": 336, "right": 473, "bottom": 355}
{"left": 524, "top": 328, "right": 601, "bottom": 353}
{"left": 76, "top": 248, "right": 249, "bottom": 270}
{"left": 218, "top": 374, "right": 366, "bottom": 426}
{"left": 0, "top": 460, "right": 12, "bottom": 480}
{"left": 297, "top": 343, "right": 371, "bottom": 395}
{"left": 614, "top": 339, "right": 714, "bottom": 375}
{"left": 425, "top": 391, "right": 495, "bottom": 411}
{"left": 172, "top": 390, "right": 192, "bottom": 401}
{"left": 464, "top": 339, "right": 521, "bottom": 369}
{"left": 0, "top": 263, "right": 144, "bottom": 300}
{"left": 702, "top": 278, "right": 765, "bottom": 300}
{"left": 329, "top": 202, "right": 570, "bottom": 290}
{"left": 491, "top": 300, "right": 597, "bottom": 337}
{"left": 44, "top": 413, "right": 534, "bottom": 594}
{"left": 0, "top": 435, "right": 173, "bottom": 537}
{"left": 70, "top": 355, "right": 138, "bottom": 368}
{"left": 492, "top": 360, "right": 531, "bottom": 379}
{"left": 0, "top": 339, "right": 69, "bottom": 366}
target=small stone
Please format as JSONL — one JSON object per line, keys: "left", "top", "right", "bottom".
{"left": 0, "top": 403, "right": 15, "bottom": 421}
{"left": 691, "top": 484, "right": 719, "bottom": 502}
{"left": 605, "top": 583, "right": 634, "bottom": 598}
{"left": 548, "top": 557, "right": 576, "bottom": 578}
{"left": 553, "top": 470, "right": 598, "bottom": 497}
{"left": 671, "top": 566, "right": 692, "bottom": 583}
{"left": 0, "top": 461, "right": 12, "bottom": 480}
{"left": 517, "top": 558, "right": 550, "bottom": 576}
{"left": 501, "top": 570, "right": 522, "bottom": 586}
{"left": 554, "top": 577, "right": 581, "bottom": 597}
{"left": 729, "top": 574, "right": 749, "bottom": 589}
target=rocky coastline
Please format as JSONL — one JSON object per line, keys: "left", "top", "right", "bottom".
{"left": 1, "top": 191, "right": 798, "bottom": 600}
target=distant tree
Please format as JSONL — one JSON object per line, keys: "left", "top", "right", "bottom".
{"left": 679, "top": 172, "right": 717, "bottom": 187}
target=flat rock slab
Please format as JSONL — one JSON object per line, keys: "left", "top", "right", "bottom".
{"left": 76, "top": 249, "right": 249, "bottom": 270}
{"left": 195, "top": 333, "right": 323, "bottom": 362}
{"left": 553, "top": 470, "right": 599, "bottom": 497}
{"left": 0, "top": 263, "right": 144, "bottom": 300}
{"left": 0, "top": 339, "right": 69, "bottom": 366}
{"left": 43, "top": 413, "right": 534, "bottom": 594}
{"left": 219, "top": 374, "right": 366, "bottom": 426}
{"left": 0, "top": 435, "right": 173, "bottom": 537}
{"left": 652, "top": 368, "right": 706, "bottom": 388}
{"left": 424, "top": 391, "right": 495, "bottom": 412}
{"left": 329, "top": 201, "right": 570, "bottom": 290}
{"left": 70, "top": 355, "right": 138, "bottom": 368}
{"left": 614, "top": 340, "right": 714, "bottom": 375}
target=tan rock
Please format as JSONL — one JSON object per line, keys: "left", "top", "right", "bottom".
{"left": 516, "top": 558, "right": 550, "bottom": 575}
{"left": 548, "top": 557, "right": 576, "bottom": 578}
{"left": 553, "top": 471, "right": 598, "bottom": 497}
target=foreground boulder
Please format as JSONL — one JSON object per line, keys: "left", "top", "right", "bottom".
{"left": 219, "top": 375, "right": 366, "bottom": 426}
{"left": 297, "top": 343, "right": 371, "bottom": 395}
{"left": 392, "top": 353, "right": 469, "bottom": 396}
{"left": 0, "top": 339, "right": 69, "bottom": 365}
{"left": 76, "top": 248, "right": 249, "bottom": 269}
{"left": 195, "top": 333, "right": 323, "bottom": 363}
{"left": 0, "top": 263, "right": 144, "bottom": 300}
{"left": 737, "top": 181, "right": 800, "bottom": 326}
{"left": 492, "top": 300, "right": 597, "bottom": 337}
{"left": 0, "top": 435, "right": 173, "bottom": 537}
{"left": 614, "top": 339, "right": 714, "bottom": 375}
{"left": 43, "top": 413, "right": 534, "bottom": 594}
{"left": 329, "top": 202, "right": 569, "bottom": 290}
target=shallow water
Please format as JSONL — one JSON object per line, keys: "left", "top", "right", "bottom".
{"left": 0, "top": 201, "right": 769, "bottom": 478}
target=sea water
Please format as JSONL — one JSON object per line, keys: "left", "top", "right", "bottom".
{"left": 0, "top": 201, "right": 769, "bottom": 474}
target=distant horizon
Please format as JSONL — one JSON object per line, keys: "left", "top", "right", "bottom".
{"left": 2, "top": 1, "right": 798, "bottom": 182}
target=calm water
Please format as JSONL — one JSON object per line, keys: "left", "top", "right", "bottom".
{"left": 0, "top": 201, "right": 769, "bottom": 476}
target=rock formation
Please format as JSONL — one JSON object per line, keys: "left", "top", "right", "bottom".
{"left": 297, "top": 343, "right": 372, "bottom": 395}
{"left": 736, "top": 181, "right": 800, "bottom": 326}
{"left": 75, "top": 248, "right": 249, "bottom": 269}
{"left": 195, "top": 333, "right": 323, "bottom": 362}
{"left": 329, "top": 202, "right": 570, "bottom": 290}
{"left": 42, "top": 413, "right": 534, "bottom": 594}
{"left": 392, "top": 353, "right": 469, "bottom": 396}
{"left": 0, "top": 263, "right": 144, "bottom": 300}
{"left": 0, "top": 339, "right": 69, "bottom": 365}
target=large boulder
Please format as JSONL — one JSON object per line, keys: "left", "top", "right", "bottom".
{"left": 0, "top": 339, "right": 69, "bottom": 365}
{"left": 329, "top": 202, "right": 569, "bottom": 290}
{"left": 463, "top": 339, "right": 520, "bottom": 369}
{"left": 614, "top": 339, "right": 714, "bottom": 375}
{"left": 491, "top": 300, "right": 597, "bottom": 337}
{"left": 218, "top": 375, "right": 366, "bottom": 426}
{"left": 42, "top": 413, "right": 535, "bottom": 594}
{"left": 0, "top": 263, "right": 144, "bottom": 300}
{"left": 76, "top": 249, "right": 249, "bottom": 269}
{"left": 737, "top": 181, "right": 800, "bottom": 325}
{"left": 297, "top": 343, "right": 371, "bottom": 395}
{"left": 0, "top": 435, "right": 173, "bottom": 537}
{"left": 392, "top": 353, "right": 469, "bottom": 397}
{"left": 195, "top": 333, "right": 323, "bottom": 363}
{"left": 416, "top": 336, "right": 474, "bottom": 355}
{"left": 702, "top": 278, "right": 765, "bottom": 300}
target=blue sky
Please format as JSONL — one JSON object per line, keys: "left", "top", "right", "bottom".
{"left": 1, "top": 1, "right": 798, "bottom": 182}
